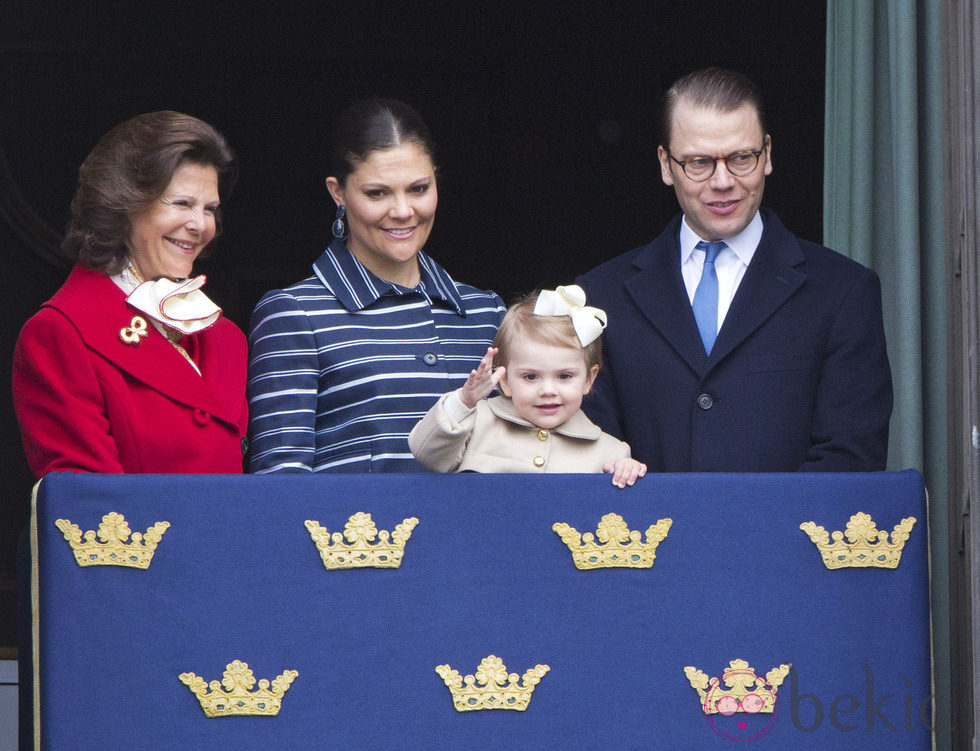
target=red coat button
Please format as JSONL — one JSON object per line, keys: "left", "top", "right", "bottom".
{"left": 193, "top": 408, "right": 211, "bottom": 426}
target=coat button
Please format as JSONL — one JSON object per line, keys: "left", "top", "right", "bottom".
{"left": 533, "top": 456, "right": 545, "bottom": 467}
{"left": 421, "top": 352, "right": 438, "bottom": 366}
{"left": 241, "top": 437, "right": 249, "bottom": 454}
{"left": 537, "top": 429, "right": 548, "bottom": 441}
{"left": 697, "top": 393, "right": 714, "bottom": 410}
{"left": 193, "top": 408, "right": 211, "bottom": 426}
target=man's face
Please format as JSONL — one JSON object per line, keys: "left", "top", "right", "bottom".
{"left": 658, "top": 98, "right": 772, "bottom": 242}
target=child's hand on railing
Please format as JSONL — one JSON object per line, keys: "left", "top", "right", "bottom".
{"left": 603, "top": 457, "right": 647, "bottom": 488}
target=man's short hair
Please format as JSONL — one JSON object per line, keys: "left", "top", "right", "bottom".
{"left": 661, "top": 67, "right": 767, "bottom": 147}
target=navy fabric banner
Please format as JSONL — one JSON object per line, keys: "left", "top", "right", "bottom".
{"left": 33, "top": 471, "right": 930, "bottom": 749}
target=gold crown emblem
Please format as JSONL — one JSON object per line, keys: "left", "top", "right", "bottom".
{"left": 179, "top": 660, "right": 297, "bottom": 717}
{"left": 435, "top": 655, "right": 550, "bottom": 712}
{"left": 305, "top": 511, "right": 418, "bottom": 569}
{"left": 799, "top": 512, "right": 916, "bottom": 569}
{"left": 552, "top": 512, "right": 672, "bottom": 569}
{"left": 685, "top": 659, "right": 791, "bottom": 715}
{"left": 55, "top": 512, "right": 170, "bottom": 568}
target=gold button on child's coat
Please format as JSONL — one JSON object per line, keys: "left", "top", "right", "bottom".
{"left": 537, "top": 429, "right": 548, "bottom": 441}
{"left": 533, "top": 456, "right": 545, "bottom": 467}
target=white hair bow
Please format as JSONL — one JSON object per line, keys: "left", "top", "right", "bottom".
{"left": 532, "top": 284, "right": 607, "bottom": 347}
{"left": 126, "top": 276, "right": 222, "bottom": 335}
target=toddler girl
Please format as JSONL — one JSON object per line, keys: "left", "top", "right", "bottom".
{"left": 409, "top": 285, "right": 647, "bottom": 487}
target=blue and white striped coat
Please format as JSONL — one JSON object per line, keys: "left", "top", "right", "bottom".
{"left": 247, "top": 241, "right": 505, "bottom": 473}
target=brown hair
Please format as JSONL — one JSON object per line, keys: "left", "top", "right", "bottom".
{"left": 492, "top": 291, "right": 603, "bottom": 373}
{"left": 62, "top": 111, "right": 236, "bottom": 273}
{"left": 662, "top": 67, "right": 767, "bottom": 147}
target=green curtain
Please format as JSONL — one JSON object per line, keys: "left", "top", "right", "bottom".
{"left": 824, "top": 0, "right": 948, "bottom": 744}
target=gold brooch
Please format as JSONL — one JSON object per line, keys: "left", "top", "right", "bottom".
{"left": 800, "top": 512, "right": 916, "bottom": 569}
{"left": 55, "top": 512, "right": 169, "bottom": 568}
{"left": 119, "top": 316, "right": 148, "bottom": 344}
{"left": 552, "top": 512, "right": 672, "bottom": 569}
{"left": 179, "top": 660, "right": 298, "bottom": 717}
{"left": 435, "top": 655, "right": 550, "bottom": 711}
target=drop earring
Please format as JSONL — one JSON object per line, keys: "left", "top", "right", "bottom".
{"left": 332, "top": 205, "right": 347, "bottom": 239}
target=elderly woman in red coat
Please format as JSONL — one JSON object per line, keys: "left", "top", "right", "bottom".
{"left": 13, "top": 111, "right": 248, "bottom": 476}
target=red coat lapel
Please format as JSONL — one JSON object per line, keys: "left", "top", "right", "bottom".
{"left": 46, "top": 265, "right": 244, "bottom": 428}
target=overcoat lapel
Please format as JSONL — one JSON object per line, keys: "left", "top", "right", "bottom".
{"left": 623, "top": 211, "right": 807, "bottom": 377}
{"left": 706, "top": 213, "right": 806, "bottom": 367}
{"left": 624, "top": 219, "right": 710, "bottom": 376}
{"left": 46, "top": 265, "right": 242, "bottom": 426}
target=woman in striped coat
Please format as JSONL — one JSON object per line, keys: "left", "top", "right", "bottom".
{"left": 247, "top": 99, "right": 505, "bottom": 473}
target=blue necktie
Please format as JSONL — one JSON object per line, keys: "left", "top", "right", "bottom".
{"left": 692, "top": 241, "right": 726, "bottom": 354}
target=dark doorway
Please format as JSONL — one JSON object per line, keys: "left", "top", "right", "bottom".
{"left": 0, "top": 1, "right": 827, "bottom": 649}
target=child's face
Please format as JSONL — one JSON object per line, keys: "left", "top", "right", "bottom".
{"left": 498, "top": 335, "right": 599, "bottom": 429}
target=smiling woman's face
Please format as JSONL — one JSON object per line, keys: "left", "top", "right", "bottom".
{"left": 326, "top": 142, "right": 438, "bottom": 288}
{"left": 126, "top": 162, "right": 220, "bottom": 280}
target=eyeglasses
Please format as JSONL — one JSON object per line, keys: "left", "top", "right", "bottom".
{"left": 667, "top": 143, "right": 767, "bottom": 182}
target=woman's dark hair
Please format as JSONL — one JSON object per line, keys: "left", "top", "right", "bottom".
{"left": 62, "top": 111, "right": 237, "bottom": 273}
{"left": 328, "top": 98, "right": 435, "bottom": 185}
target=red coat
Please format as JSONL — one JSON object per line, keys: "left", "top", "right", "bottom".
{"left": 13, "top": 264, "right": 248, "bottom": 477}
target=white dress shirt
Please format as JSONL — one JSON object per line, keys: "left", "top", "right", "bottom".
{"left": 679, "top": 211, "right": 764, "bottom": 335}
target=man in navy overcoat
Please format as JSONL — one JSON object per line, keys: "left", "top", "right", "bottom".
{"left": 577, "top": 67, "right": 892, "bottom": 472}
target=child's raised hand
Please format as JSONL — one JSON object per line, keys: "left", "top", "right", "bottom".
{"left": 602, "top": 457, "right": 647, "bottom": 488}
{"left": 459, "top": 347, "right": 505, "bottom": 409}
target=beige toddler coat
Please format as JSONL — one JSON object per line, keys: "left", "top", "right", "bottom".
{"left": 409, "top": 393, "right": 631, "bottom": 473}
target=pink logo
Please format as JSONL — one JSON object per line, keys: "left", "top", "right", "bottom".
{"left": 686, "top": 661, "right": 789, "bottom": 743}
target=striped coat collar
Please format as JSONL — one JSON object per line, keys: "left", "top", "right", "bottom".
{"left": 312, "top": 240, "right": 467, "bottom": 315}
